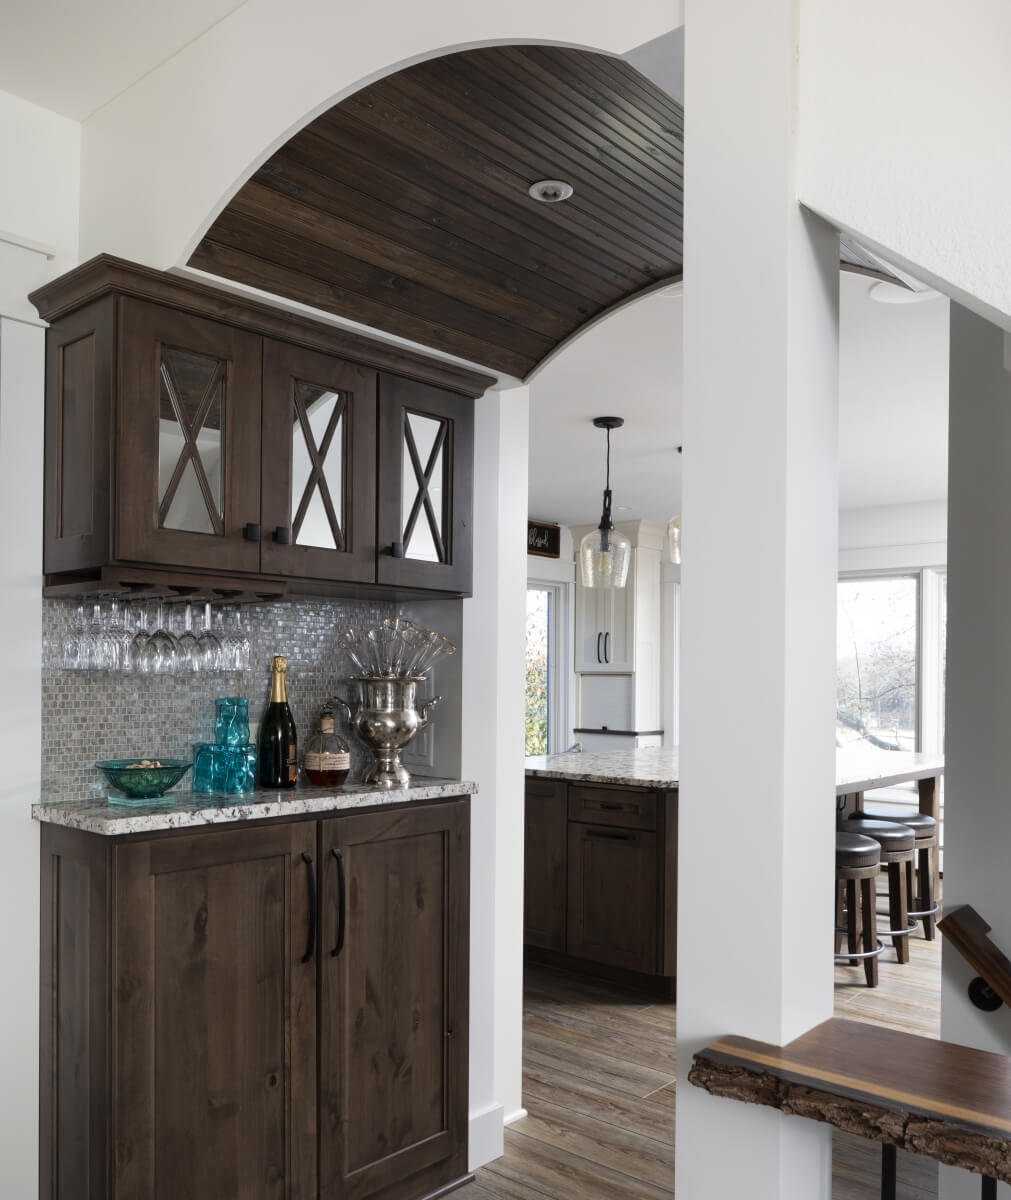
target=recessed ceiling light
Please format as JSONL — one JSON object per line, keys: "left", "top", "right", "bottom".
{"left": 528, "top": 179, "right": 574, "bottom": 203}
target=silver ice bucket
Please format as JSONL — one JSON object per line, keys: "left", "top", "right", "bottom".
{"left": 332, "top": 676, "right": 440, "bottom": 788}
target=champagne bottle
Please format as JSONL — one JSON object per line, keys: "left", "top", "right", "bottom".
{"left": 259, "top": 655, "right": 298, "bottom": 788}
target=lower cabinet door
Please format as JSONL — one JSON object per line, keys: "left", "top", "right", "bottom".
{"left": 566, "top": 822, "right": 658, "bottom": 973}
{"left": 112, "top": 822, "right": 318, "bottom": 1200}
{"left": 523, "top": 780, "right": 567, "bottom": 950}
{"left": 320, "top": 801, "right": 470, "bottom": 1200}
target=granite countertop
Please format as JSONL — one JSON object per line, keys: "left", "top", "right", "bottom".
{"left": 525, "top": 748, "right": 680, "bottom": 788}
{"left": 33, "top": 777, "right": 478, "bottom": 836}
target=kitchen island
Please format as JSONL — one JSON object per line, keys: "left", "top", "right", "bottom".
{"left": 524, "top": 746, "right": 944, "bottom": 996}
{"left": 35, "top": 777, "right": 475, "bottom": 1200}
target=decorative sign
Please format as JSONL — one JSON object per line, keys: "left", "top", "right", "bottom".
{"left": 527, "top": 520, "right": 561, "bottom": 558}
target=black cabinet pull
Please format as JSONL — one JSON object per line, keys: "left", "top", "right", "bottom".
{"left": 272, "top": 525, "right": 291, "bottom": 545}
{"left": 300, "top": 852, "right": 317, "bottom": 964}
{"left": 586, "top": 829, "right": 635, "bottom": 841}
{"left": 596, "top": 632, "right": 602, "bottom": 664}
{"left": 243, "top": 522, "right": 261, "bottom": 541}
{"left": 604, "top": 632, "right": 610, "bottom": 663}
{"left": 599, "top": 802, "right": 625, "bottom": 812}
{"left": 390, "top": 541, "right": 405, "bottom": 558}
{"left": 330, "top": 847, "right": 347, "bottom": 957}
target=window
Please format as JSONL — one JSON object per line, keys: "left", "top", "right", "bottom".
{"left": 525, "top": 587, "right": 553, "bottom": 755}
{"left": 836, "top": 576, "right": 919, "bottom": 750}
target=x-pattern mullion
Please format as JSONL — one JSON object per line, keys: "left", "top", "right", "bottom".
{"left": 402, "top": 416, "right": 447, "bottom": 562}
{"left": 157, "top": 356, "right": 225, "bottom": 535}
{"left": 291, "top": 390, "right": 346, "bottom": 550}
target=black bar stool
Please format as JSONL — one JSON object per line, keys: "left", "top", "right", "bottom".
{"left": 844, "top": 818, "right": 916, "bottom": 964}
{"left": 835, "top": 832, "right": 884, "bottom": 987}
{"left": 858, "top": 808, "right": 939, "bottom": 939}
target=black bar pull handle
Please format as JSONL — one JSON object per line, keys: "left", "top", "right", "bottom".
{"left": 599, "top": 802, "right": 625, "bottom": 812}
{"left": 596, "top": 632, "right": 602, "bottom": 664}
{"left": 273, "top": 525, "right": 291, "bottom": 545}
{"left": 300, "top": 852, "right": 317, "bottom": 964}
{"left": 586, "top": 829, "right": 635, "bottom": 842}
{"left": 330, "top": 847, "right": 347, "bottom": 957}
{"left": 244, "top": 522, "right": 261, "bottom": 541}
{"left": 604, "top": 631, "right": 610, "bottom": 663}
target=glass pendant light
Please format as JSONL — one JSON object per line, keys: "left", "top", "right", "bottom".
{"left": 666, "top": 515, "right": 682, "bottom": 564}
{"left": 579, "top": 416, "right": 632, "bottom": 588}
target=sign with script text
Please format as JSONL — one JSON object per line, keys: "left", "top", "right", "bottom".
{"left": 527, "top": 520, "right": 561, "bottom": 558}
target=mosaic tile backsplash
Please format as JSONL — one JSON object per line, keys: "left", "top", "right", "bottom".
{"left": 41, "top": 596, "right": 400, "bottom": 801}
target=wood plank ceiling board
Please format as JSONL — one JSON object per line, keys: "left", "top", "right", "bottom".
{"left": 190, "top": 45, "right": 686, "bottom": 379}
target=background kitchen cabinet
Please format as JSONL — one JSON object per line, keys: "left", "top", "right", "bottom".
{"left": 523, "top": 778, "right": 567, "bottom": 951}
{"left": 523, "top": 778, "right": 676, "bottom": 994}
{"left": 571, "top": 528, "right": 663, "bottom": 738}
{"left": 40, "top": 797, "right": 471, "bottom": 1200}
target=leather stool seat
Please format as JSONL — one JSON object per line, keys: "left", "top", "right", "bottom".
{"left": 859, "top": 809, "right": 936, "bottom": 838}
{"left": 846, "top": 818, "right": 915, "bottom": 853}
{"left": 852, "top": 811, "right": 939, "bottom": 940}
{"left": 836, "top": 832, "right": 882, "bottom": 869}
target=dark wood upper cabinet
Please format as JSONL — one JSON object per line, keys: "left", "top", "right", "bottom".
{"left": 32, "top": 255, "right": 490, "bottom": 599}
{"left": 261, "top": 340, "right": 377, "bottom": 583}
{"left": 319, "top": 801, "right": 470, "bottom": 1200}
{"left": 377, "top": 373, "right": 474, "bottom": 594}
{"left": 117, "top": 298, "right": 264, "bottom": 573}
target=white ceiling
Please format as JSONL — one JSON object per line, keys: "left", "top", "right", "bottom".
{"left": 527, "top": 271, "right": 950, "bottom": 526}
{"left": 0, "top": 0, "right": 249, "bottom": 119}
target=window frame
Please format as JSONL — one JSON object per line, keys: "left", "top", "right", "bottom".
{"left": 526, "top": 578, "right": 570, "bottom": 756}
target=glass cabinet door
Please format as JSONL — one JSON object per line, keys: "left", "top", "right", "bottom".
{"left": 377, "top": 374, "right": 474, "bottom": 594}
{"left": 116, "top": 299, "right": 262, "bottom": 573}
{"left": 260, "top": 341, "right": 376, "bottom": 582}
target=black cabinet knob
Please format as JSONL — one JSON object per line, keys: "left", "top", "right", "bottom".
{"left": 390, "top": 541, "right": 405, "bottom": 559}
{"left": 273, "top": 526, "right": 291, "bottom": 545}
{"left": 243, "top": 523, "right": 261, "bottom": 542}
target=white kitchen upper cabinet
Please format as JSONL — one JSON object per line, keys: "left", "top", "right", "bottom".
{"left": 574, "top": 564, "right": 636, "bottom": 673}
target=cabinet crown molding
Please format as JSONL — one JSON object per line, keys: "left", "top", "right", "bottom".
{"left": 29, "top": 254, "right": 496, "bottom": 399}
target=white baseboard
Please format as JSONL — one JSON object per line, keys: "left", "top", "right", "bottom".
{"left": 504, "top": 1107, "right": 528, "bottom": 1126}
{"left": 468, "top": 1102, "right": 504, "bottom": 1170}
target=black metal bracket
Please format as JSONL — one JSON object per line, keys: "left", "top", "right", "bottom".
{"left": 969, "top": 976, "right": 1004, "bottom": 1012}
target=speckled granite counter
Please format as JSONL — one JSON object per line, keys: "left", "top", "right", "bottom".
{"left": 33, "top": 777, "right": 477, "bottom": 836}
{"left": 525, "top": 747, "right": 679, "bottom": 788}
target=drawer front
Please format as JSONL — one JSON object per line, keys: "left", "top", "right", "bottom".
{"left": 525, "top": 777, "right": 566, "bottom": 800}
{"left": 568, "top": 785, "right": 656, "bottom": 830}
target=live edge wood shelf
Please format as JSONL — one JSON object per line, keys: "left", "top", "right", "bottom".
{"left": 690, "top": 1017, "right": 1011, "bottom": 1186}
{"left": 40, "top": 795, "right": 471, "bottom": 1200}
{"left": 30, "top": 255, "right": 492, "bottom": 602}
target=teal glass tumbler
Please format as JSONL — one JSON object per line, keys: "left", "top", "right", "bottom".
{"left": 193, "top": 743, "right": 258, "bottom": 794}
{"left": 214, "top": 697, "right": 249, "bottom": 747}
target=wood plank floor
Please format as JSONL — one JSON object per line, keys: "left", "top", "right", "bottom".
{"left": 455, "top": 922, "right": 943, "bottom": 1199}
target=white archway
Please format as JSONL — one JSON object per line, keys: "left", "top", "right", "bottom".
{"left": 78, "top": 0, "right": 680, "bottom": 269}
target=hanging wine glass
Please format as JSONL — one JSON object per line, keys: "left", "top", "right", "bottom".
{"left": 140, "top": 601, "right": 177, "bottom": 674}
{"left": 176, "top": 602, "right": 203, "bottom": 673}
{"left": 197, "top": 602, "right": 223, "bottom": 672}
{"left": 106, "top": 599, "right": 133, "bottom": 672}
{"left": 129, "top": 603, "right": 152, "bottom": 672}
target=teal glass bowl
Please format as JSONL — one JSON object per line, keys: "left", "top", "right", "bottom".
{"left": 96, "top": 759, "right": 193, "bottom": 800}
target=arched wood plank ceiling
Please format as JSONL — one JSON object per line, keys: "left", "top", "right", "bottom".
{"left": 191, "top": 44, "right": 892, "bottom": 379}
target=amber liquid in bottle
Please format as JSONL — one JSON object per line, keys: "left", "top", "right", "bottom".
{"left": 259, "top": 655, "right": 298, "bottom": 788}
{"left": 303, "top": 713, "right": 351, "bottom": 786}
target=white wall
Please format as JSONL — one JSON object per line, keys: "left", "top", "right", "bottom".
{"left": 800, "top": 0, "right": 1011, "bottom": 329}
{"left": 79, "top": 0, "right": 677, "bottom": 269}
{"left": 839, "top": 500, "right": 947, "bottom": 573}
{"left": 461, "top": 384, "right": 530, "bottom": 1165}
{"left": 0, "top": 91, "right": 80, "bottom": 1200}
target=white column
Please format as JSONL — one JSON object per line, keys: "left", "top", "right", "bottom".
{"left": 675, "top": 0, "right": 840, "bottom": 1196}
{"left": 939, "top": 306, "right": 1011, "bottom": 1200}
{"left": 461, "top": 384, "right": 529, "bottom": 1166}
{"left": 0, "top": 316, "right": 45, "bottom": 1200}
